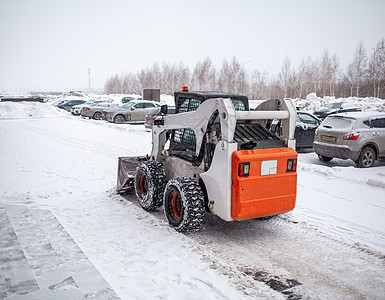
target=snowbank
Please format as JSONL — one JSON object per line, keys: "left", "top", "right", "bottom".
{"left": 0, "top": 102, "right": 68, "bottom": 119}
{"left": 293, "top": 95, "right": 385, "bottom": 112}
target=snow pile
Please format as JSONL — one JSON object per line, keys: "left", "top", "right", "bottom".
{"left": 293, "top": 94, "right": 385, "bottom": 112}
{"left": 0, "top": 102, "right": 68, "bottom": 119}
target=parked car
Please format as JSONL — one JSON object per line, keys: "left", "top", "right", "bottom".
{"left": 71, "top": 98, "right": 113, "bottom": 115}
{"left": 58, "top": 99, "right": 86, "bottom": 112}
{"left": 270, "top": 111, "right": 321, "bottom": 150}
{"left": 121, "top": 96, "right": 136, "bottom": 104}
{"left": 81, "top": 103, "right": 118, "bottom": 119}
{"left": 295, "top": 111, "right": 322, "bottom": 150}
{"left": 313, "top": 102, "right": 361, "bottom": 119}
{"left": 313, "top": 112, "right": 385, "bottom": 168}
{"left": 104, "top": 100, "right": 161, "bottom": 123}
{"left": 51, "top": 99, "right": 67, "bottom": 106}
{"left": 144, "top": 106, "right": 176, "bottom": 130}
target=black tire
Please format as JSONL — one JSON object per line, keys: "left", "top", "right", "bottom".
{"left": 134, "top": 161, "right": 166, "bottom": 211}
{"left": 356, "top": 147, "right": 376, "bottom": 168}
{"left": 114, "top": 114, "right": 126, "bottom": 124}
{"left": 93, "top": 112, "right": 102, "bottom": 120}
{"left": 164, "top": 177, "right": 205, "bottom": 233}
{"left": 318, "top": 154, "right": 333, "bottom": 162}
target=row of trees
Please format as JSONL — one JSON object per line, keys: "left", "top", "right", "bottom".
{"left": 104, "top": 38, "right": 385, "bottom": 99}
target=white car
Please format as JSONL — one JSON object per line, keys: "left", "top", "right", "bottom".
{"left": 105, "top": 100, "right": 161, "bottom": 123}
{"left": 71, "top": 98, "right": 113, "bottom": 115}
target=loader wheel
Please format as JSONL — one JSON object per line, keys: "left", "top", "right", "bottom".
{"left": 164, "top": 177, "right": 205, "bottom": 233}
{"left": 93, "top": 112, "right": 102, "bottom": 120}
{"left": 134, "top": 161, "right": 166, "bottom": 211}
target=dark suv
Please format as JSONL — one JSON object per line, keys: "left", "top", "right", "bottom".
{"left": 314, "top": 102, "right": 361, "bottom": 119}
{"left": 313, "top": 112, "right": 385, "bottom": 167}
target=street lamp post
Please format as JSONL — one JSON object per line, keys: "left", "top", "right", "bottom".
{"left": 372, "top": 46, "right": 385, "bottom": 97}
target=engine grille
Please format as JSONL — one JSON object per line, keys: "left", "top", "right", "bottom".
{"left": 234, "top": 123, "right": 284, "bottom": 149}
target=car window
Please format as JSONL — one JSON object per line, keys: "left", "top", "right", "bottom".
{"left": 134, "top": 103, "right": 145, "bottom": 109}
{"left": 143, "top": 103, "right": 155, "bottom": 108}
{"left": 122, "top": 102, "right": 135, "bottom": 109}
{"left": 327, "top": 103, "right": 342, "bottom": 109}
{"left": 298, "top": 113, "right": 319, "bottom": 125}
{"left": 370, "top": 117, "right": 385, "bottom": 128}
{"left": 322, "top": 117, "right": 353, "bottom": 129}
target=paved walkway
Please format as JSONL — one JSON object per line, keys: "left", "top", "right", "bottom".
{"left": 0, "top": 201, "right": 119, "bottom": 299}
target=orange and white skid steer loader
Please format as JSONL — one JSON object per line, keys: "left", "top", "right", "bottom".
{"left": 117, "top": 89, "right": 298, "bottom": 232}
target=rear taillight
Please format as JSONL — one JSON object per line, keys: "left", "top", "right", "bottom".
{"left": 287, "top": 159, "right": 297, "bottom": 172}
{"left": 85, "top": 108, "right": 90, "bottom": 111}
{"left": 343, "top": 132, "right": 360, "bottom": 140}
{"left": 238, "top": 162, "right": 250, "bottom": 177}
{"left": 315, "top": 129, "right": 318, "bottom": 136}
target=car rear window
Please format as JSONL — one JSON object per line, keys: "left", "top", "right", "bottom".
{"left": 322, "top": 117, "right": 353, "bottom": 129}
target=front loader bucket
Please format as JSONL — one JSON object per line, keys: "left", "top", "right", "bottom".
{"left": 117, "top": 156, "right": 140, "bottom": 194}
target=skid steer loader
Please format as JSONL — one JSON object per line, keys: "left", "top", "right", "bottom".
{"left": 117, "top": 88, "right": 298, "bottom": 232}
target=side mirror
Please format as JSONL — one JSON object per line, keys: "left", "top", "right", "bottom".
{"left": 130, "top": 107, "right": 135, "bottom": 111}
{"left": 160, "top": 104, "right": 168, "bottom": 115}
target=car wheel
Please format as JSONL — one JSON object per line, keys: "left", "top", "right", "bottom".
{"left": 356, "top": 147, "right": 375, "bottom": 168}
{"left": 114, "top": 115, "right": 125, "bottom": 124}
{"left": 318, "top": 154, "right": 333, "bottom": 162}
{"left": 93, "top": 112, "right": 102, "bottom": 120}
{"left": 164, "top": 177, "right": 205, "bottom": 233}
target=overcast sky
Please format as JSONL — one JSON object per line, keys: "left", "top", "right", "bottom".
{"left": 1, "top": 0, "right": 384, "bottom": 93}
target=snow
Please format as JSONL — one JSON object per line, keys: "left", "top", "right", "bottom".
{"left": 293, "top": 94, "right": 385, "bottom": 113}
{"left": 1, "top": 100, "right": 385, "bottom": 299}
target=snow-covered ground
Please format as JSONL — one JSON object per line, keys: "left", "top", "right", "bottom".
{"left": 1, "top": 100, "right": 385, "bottom": 299}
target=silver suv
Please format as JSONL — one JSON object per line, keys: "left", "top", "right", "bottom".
{"left": 313, "top": 112, "right": 385, "bottom": 168}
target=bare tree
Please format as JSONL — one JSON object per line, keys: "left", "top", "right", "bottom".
{"left": 344, "top": 63, "right": 355, "bottom": 97}
{"left": 352, "top": 41, "right": 368, "bottom": 97}
{"left": 370, "top": 38, "right": 385, "bottom": 97}
{"left": 104, "top": 39, "right": 385, "bottom": 99}
{"left": 229, "top": 57, "right": 242, "bottom": 93}
{"left": 250, "top": 69, "right": 269, "bottom": 99}
{"left": 217, "top": 59, "right": 231, "bottom": 92}
{"left": 329, "top": 54, "right": 339, "bottom": 97}
{"left": 192, "top": 57, "right": 216, "bottom": 90}
{"left": 320, "top": 50, "right": 332, "bottom": 97}
{"left": 280, "top": 56, "right": 292, "bottom": 98}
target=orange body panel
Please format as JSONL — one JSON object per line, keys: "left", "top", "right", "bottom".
{"left": 231, "top": 148, "right": 297, "bottom": 220}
